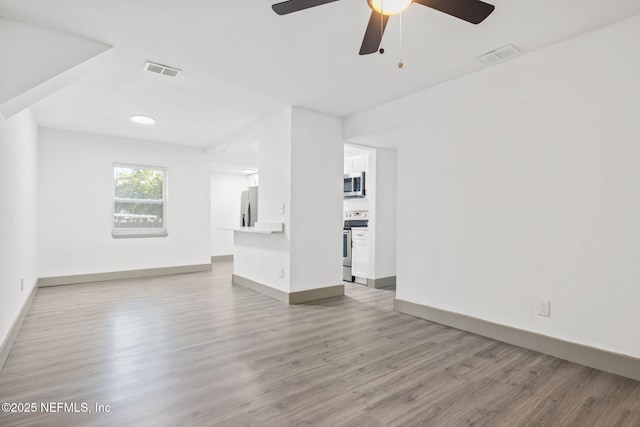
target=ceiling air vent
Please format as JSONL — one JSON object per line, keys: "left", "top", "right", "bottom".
{"left": 144, "top": 61, "right": 182, "bottom": 78}
{"left": 476, "top": 45, "right": 521, "bottom": 66}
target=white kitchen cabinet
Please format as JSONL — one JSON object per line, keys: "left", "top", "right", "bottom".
{"left": 351, "top": 229, "right": 369, "bottom": 283}
{"left": 344, "top": 154, "right": 367, "bottom": 174}
{"left": 352, "top": 155, "right": 366, "bottom": 173}
{"left": 344, "top": 157, "right": 351, "bottom": 174}
{"left": 247, "top": 173, "right": 259, "bottom": 187}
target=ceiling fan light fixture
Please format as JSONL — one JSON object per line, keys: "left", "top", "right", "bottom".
{"left": 273, "top": 0, "right": 495, "bottom": 55}
{"left": 369, "top": 0, "right": 412, "bottom": 16}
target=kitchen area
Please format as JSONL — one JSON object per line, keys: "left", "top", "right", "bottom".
{"left": 342, "top": 144, "right": 397, "bottom": 289}
{"left": 208, "top": 125, "right": 397, "bottom": 295}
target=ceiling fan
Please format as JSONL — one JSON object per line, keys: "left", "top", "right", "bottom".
{"left": 271, "top": 0, "right": 496, "bottom": 55}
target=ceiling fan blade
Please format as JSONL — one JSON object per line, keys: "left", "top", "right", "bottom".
{"left": 272, "top": 0, "right": 340, "bottom": 15}
{"left": 359, "top": 11, "right": 389, "bottom": 55}
{"left": 413, "top": 0, "right": 495, "bottom": 24}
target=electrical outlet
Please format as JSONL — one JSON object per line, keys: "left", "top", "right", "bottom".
{"left": 279, "top": 267, "right": 285, "bottom": 278}
{"left": 20, "top": 278, "right": 24, "bottom": 291}
{"left": 536, "top": 300, "right": 551, "bottom": 317}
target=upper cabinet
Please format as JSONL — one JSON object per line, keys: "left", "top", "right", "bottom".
{"left": 247, "top": 173, "right": 259, "bottom": 187}
{"left": 352, "top": 155, "right": 366, "bottom": 173}
{"left": 344, "top": 154, "right": 368, "bottom": 174}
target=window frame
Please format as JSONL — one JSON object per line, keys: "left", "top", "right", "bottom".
{"left": 111, "top": 163, "right": 168, "bottom": 239}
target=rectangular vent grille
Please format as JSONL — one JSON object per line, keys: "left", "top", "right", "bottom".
{"left": 476, "top": 45, "right": 521, "bottom": 65}
{"left": 144, "top": 61, "right": 181, "bottom": 78}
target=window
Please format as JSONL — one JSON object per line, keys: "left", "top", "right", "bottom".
{"left": 112, "top": 164, "right": 167, "bottom": 238}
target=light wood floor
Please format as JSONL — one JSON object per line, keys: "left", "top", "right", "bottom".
{"left": 1, "top": 262, "right": 639, "bottom": 426}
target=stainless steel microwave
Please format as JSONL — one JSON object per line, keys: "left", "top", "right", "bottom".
{"left": 344, "top": 172, "right": 365, "bottom": 198}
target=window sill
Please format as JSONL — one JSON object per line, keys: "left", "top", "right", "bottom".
{"left": 112, "top": 230, "right": 168, "bottom": 239}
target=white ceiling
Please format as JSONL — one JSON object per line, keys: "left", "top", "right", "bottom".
{"left": 1, "top": 0, "right": 639, "bottom": 148}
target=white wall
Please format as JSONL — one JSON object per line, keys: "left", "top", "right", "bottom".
{"left": 370, "top": 148, "right": 397, "bottom": 280}
{"left": 0, "top": 109, "right": 38, "bottom": 349}
{"left": 210, "top": 171, "right": 248, "bottom": 257}
{"left": 289, "top": 107, "right": 343, "bottom": 292}
{"left": 217, "top": 108, "right": 292, "bottom": 292}
{"left": 345, "top": 15, "right": 640, "bottom": 357}
{"left": 218, "top": 107, "right": 343, "bottom": 293}
{"left": 38, "top": 128, "right": 210, "bottom": 277}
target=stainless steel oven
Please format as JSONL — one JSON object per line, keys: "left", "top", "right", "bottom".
{"left": 343, "top": 210, "right": 368, "bottom": 282}
{"left": 343, "top": 229, "right": 352, "bottom": 282}
{"left": 344, "top": 172, "right": 365, "bottom": 198}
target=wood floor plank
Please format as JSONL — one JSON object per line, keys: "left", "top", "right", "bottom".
{"left": 1, "top": 261, "right": 639, "bottom": 426}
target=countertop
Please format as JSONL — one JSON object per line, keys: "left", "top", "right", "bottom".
{"left": 220, "top": 222, "right": 284, "bottom": 234}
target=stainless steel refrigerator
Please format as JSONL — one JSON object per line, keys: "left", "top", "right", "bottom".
{"left": 240, "top": 187, "right": 258, "bottom": 227}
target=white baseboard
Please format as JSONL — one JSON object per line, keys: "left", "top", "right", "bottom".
{"left": 0, "top": 282, "right": 38, "bottom": 373}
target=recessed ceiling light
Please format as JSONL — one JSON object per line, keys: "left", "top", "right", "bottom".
{"left": 130, "top": 115, "right": 156, "bottom": 125}
{"left": 242, "top": 169, "right": 257, "bottom": 174}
